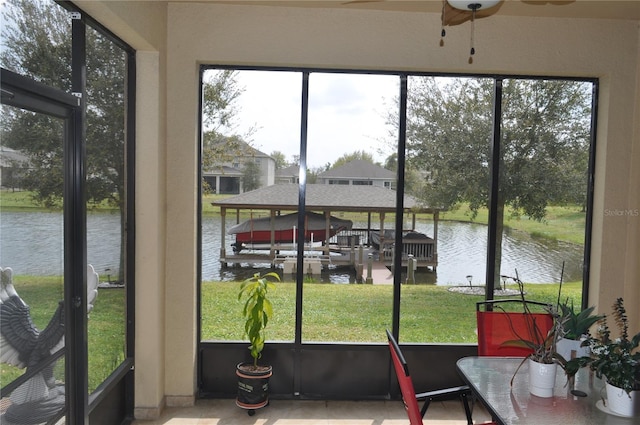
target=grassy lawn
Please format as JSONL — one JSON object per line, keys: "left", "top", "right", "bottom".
{"left": 438, "top": 204, "right": 586, "bottom": 245}
{"left": 0, "top": 190, "right": 51, "bottom": 211}
{"left": 0, "top": 275, "right": 125, "bottom": 392}
{"left": 202, "top": 280, "right": 582, "bottom": 343}
{"left": 1, "top": 267, "right": 581, "bottom": 394}
{"left": 0, "top": 190, "right": 118, "bottom": 213}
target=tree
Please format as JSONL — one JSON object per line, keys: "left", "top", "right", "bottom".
{"left": 241, "top": 159, "right": 261, "bottom": 192}
{"left": 330, "top": 150, "right": 378, "bottom": 169}
{"left": 201, "top": 69, "right": 255, "bottom": 173}
{"left": 0, "top": 0, "right": 72, "bottom": 91}
{"left": 270, "top": 150, "right": 289, "bottom": 169}
{"left": 403, "top": 77, "right": 592, "bottom": 284}
{"left": 1, "top": 0, "right": 71, "bottom": 208}
{"left": 384, "top": 152, "right": 424, "bottom": 195}
{"left": 2, "top": 0, "right": 127, "bottom": 208}
{"left": 202, "top": 132, "right": 249, "bottom": 173}
{"left": 1, "top": 0, "right": 128, "bottom": 280}
{"left": 201, "top": 70, "right": 265, "bottom": 196}
{"left": 202, "top": 69, "right": 243, "bottom": 133}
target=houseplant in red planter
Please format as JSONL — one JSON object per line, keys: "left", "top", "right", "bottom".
{"left": 235, "top": 271, "right": 280, "bottom": 416}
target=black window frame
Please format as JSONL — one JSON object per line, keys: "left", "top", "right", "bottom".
{"left": 197, "top": 65, "right": 597, "bottom": 344}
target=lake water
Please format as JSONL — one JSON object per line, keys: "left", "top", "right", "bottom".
{"left": 0, "top": 211, "right": 584, "bottom": 285}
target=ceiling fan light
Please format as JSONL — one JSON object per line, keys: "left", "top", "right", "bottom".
{"left": 447, "top": 0, "right": 500, "bottom": 11}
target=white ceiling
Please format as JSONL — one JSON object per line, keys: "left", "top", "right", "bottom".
{"left": 198, "top": 0, "right": 640, "bottom": 21}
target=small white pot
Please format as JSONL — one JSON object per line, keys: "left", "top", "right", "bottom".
{"left": 556, "top": 337, "right": 590, "bottom": 361}
{"left": 528, "top": 358, "right": 557, "bottom": 398}
{"left": 605, "top": 382, "right": 640, "bottom": 417}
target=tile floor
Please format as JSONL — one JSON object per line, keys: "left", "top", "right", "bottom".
{"left": 133, "top": 398, "right": 492, "bottom": 424}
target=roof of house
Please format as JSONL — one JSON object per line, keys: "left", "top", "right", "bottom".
{"left": 247, "top": 145, "right": 271, "bottom": 158}
{"left": 275, "top": 165, "right": 299, "bottom": 177}
{"left": 318, "top": 159, "right": 395, "bottom": 180}
{"left": 212, "top": 183, "right": 435, "bottom": 213}
{"left": 212, "top": 139, "right": 272, "bottom": 159}
{"left": 0, "top": 146, "right": 29, "bottom": 167}
{"left": 203, "top": 165, "right": 243, "bottom": 177}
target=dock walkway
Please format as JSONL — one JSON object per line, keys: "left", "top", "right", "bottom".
{"left": 367, "top": 260, "right": 393, "bottom": 284}
{"left": 220, "top": 246, "right": 428, "bottom": 284}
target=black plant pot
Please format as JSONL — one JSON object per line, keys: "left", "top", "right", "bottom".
{"left": 235, "top": 362, "right": 272, "bottom": 415}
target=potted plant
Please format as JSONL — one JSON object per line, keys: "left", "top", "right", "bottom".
{"left": 565, "top": 298, "right": 640, "bottom": 417}
{"left": 516, "top": 304, "right": 564, "bottom": 398}
{"left": 500, "top": 273, "right": 565, "bottom": 398}
{"left": 556, "top": 299, "right": 603, "bottom": 361}
{"left": 235, "top": 271, "right": 280, "bottom": 415}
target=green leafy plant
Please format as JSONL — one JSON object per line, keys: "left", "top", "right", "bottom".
{"left": 558, "top": 299, "right": 603, "bottom": 340}
{"left": 565, "top": 298, "right": 640, "bottom": 394}
{"left": 238, "top": 272, "right": 280, "bottom": 368}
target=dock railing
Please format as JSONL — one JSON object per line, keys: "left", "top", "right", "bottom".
{"left": 381, "top": 239, "right": 435, "bottom": 266}
{"left": 330, "top": 229, "right": 370, "bottom": 247}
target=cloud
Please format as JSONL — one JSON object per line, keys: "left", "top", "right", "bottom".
{"left": 231, "top": 69, "right": 398, "bottom": 168}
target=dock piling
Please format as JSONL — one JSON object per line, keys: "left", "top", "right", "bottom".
{"left": 406, "top": 255, "right": 415, "bottom": 284}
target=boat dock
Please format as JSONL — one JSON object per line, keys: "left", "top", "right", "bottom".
{"left": 212, "top": 184, "right": 440, "bottom": 283}
{"left": 218, "top": 240, "right": 435, "bottom": 284}
{"left": 367, "top": 259, "right": 394, "bottom": 284}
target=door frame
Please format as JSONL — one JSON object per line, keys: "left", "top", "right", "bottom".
{"left": 1, "top": 67, "right": 89, "bottom": 423}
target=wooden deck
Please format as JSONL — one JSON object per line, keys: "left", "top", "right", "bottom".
{"left": 379, "top": 238, "right": 438, "bottom": 270}
{"left": 367, "top": 260, "right": 394, "bottom": 284}
{"left": 218, "top": 244, "right": 362, "bottom": 269}
{"left": 219, "top": 238, "right": 436, "bottom": 284}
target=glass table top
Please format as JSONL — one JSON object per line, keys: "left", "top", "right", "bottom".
{"left": 456, "top": 356, "right": 640, "bottom": 425}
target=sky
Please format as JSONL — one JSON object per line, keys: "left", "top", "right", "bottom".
{"left": 212, "top": 69, "right": 400, "bottom": 169}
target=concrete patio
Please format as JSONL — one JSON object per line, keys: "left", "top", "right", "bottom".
{"left": 133, "top": 399, "right": 492, "bottom": 424}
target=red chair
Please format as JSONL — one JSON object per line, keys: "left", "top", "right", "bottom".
{"left": 386, "top": 329, "right": 474, "bottom": 425}
{"left": 476, "top": 299, "right": 554, "bottom": 357}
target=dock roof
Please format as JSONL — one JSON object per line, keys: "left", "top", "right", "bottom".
{"left": 213, "top": 183, "right": 437, "bottom": 213}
